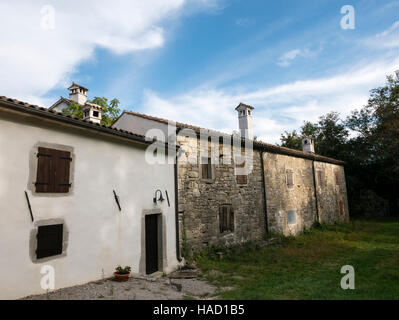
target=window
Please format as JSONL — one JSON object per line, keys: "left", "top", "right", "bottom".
{"left": 93, "top": 111, "right": 99, "bottom": 117}
{"left": 235, "top": 156, "right": 247, "bottom": 185}
{"left": 219, "top": 205, "right": 234, "bottom": 233}
{"left": 286, "top": 169, "right": 294, "bottom": 188}
{"left": 201, "top": 157, "right": 212, "bottom": 180}
{"left": 287, "top": 210, "right": 297, "bottom": 225}
{"left": 335, "top": 171, "right": 340, "bottom": 185}
{"left": 35, "top": 147, "right": 72, "bottom": 193}
{"left": 316, "top": 170, "right": 324, "bottom": 187}
{"left": 36, "top": 224, "right": 63, "bottom": 259}
{"left": 339, "top": 201, "right": 344, "bottom": 216}
{"left": 84, "top": 110, "right": 89, "bottom": 117}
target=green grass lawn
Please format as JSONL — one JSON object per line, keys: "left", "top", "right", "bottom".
{"left": 195, "top": 218, "right": 399, "bottom": 300}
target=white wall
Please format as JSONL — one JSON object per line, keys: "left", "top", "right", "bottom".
{"left": 0, "top": 110, "right": 179, "bottom": 299}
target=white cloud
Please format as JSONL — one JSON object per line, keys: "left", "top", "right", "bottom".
{"left": 276, "top": 48, "right": 318, "bottom": 67}
{"left": 365, "top": 20, "right": 399, "bottom": 49}
{"left": 140, "top": 57, "right": 399, "bottom": 144}
{"left": 0, "top": 0, "right": 215, "bottom": 105}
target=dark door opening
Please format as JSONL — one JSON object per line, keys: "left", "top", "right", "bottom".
{"left": 145, "top": 214, "right": 159, "bottom": 274}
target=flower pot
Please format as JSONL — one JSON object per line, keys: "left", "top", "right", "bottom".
{"left": 113, "top": 272, "right": 130, "bottom": 282}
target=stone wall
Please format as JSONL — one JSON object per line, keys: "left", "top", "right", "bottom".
{"left": 177, "top": 135, "right": 265, "bottom": 255}
{"left": 176, "top": 134, "right": 349, "bottom": 254}
{"left": 263, "top": 153, "right": 317, "bottom": 236}
{"left": 314, "top": 161, "right": 349, "bottom": 224}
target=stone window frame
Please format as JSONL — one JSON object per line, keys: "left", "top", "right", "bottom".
{"left": 234, "top": 155, "right": 249, "bottom": 187}
{"left": 27, "top": 142, "right": 75, "bottom": 197}
{"left": 287, "top": 209, "right": 297, "bottom": 225}
{"left": 199, "top": 156, "right": 216, "bottom": 183}
{"left": 29, "top": 218, "right": 69, "bottom": 264}
{"left": 285, "top": 168, "right": 295, "bottom": 190}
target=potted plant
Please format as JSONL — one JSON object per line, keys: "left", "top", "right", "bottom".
{"left": 113, "top": 265, "right": 131, "bottom": 282}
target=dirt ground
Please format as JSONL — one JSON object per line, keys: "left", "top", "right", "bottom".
{"left": 22, "top": 272, "right": 220, "bottom": 300}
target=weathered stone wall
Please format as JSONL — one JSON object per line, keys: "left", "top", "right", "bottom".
{"left": 177, "top": 135, "right": 265, "bottom": 255}
{"left": 314, "top": 161, "right": 349, "bottom": 224}
{"left": 263, "top": 153, "right": 318, "bottom": 236}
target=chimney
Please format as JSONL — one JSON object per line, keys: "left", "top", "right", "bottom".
{"left": 302, "top": 137, "right": 315, "bottom": 153}
{"left": 235, "top": 102, "right": 254, "bottom": 140}
{"left": 68, "top": 82, "right": 88, "bottom": 105}
{"left": 83, "top": 102, "right": 102, "bottom": 124}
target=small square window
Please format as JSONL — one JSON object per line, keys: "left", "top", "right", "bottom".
{"left": 36, "top": 224, "right": 63, "bottom": 259}
{"left": 93, "top": 111, "right": 99, "bottom": 117}
{"left": 286, "top": 169, "right": 294, "bottom": 188}
{"left": 201, "top": 157, "right": 212, "bottom": 180}
{"left": 287, "top": 210, "right": 297, "bottom": 225}
{"left": 235, "top": 156, "right": 247, "bottom": 185}
{"left": 219, "top": 205, "right": 234, "bottom": 233}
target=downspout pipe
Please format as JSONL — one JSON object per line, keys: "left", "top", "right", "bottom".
{"left": 312, "top": 160, "right": 320, "bottom": 223}
{"left": 174, "top": 127, "right": 182, "bottom": 262}
{"left": 260, "top": 151, "right": 269, "bottom": 234}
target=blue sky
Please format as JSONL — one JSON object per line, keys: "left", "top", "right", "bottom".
{"left": 1, "top": 0, "right": 399, "bottom": 143}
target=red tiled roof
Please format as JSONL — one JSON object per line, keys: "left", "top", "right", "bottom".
{"left": 117, "top": 110, "right": 345, "bottom": 165}
{"left": 0, "top": 95, "right": 172, "bottom": 149}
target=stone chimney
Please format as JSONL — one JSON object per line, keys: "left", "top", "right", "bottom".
{"left": 68, "top": 82, "right": 88, "bottom": 105}
{"left": 235, "top": 102, "right": 254, "bottom": 140}
{"left": 83, "top": 102, "right": 102, "bottom": 124}
{"left": 302, "top": 137, "right": 315, "bottom": 153}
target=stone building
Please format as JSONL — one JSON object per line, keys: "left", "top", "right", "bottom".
{"left": 113, "top": 102, "right": 349, "bottom": 256}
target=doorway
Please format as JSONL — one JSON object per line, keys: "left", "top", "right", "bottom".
{"left": 145, "top": 214, "right": 159, "bottom": 274}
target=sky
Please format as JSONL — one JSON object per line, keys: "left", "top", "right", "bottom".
{"left": 0, "top": 0, "right": 398, "bottom": 143}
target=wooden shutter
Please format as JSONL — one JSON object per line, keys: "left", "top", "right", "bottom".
{"left": 219, "top": 206, "right": 228, "bottom": 233}
{"left": 35, "top": 147, "right": 54, "bottom": 193}
{"left": 286, "top": 169, "right": 294, "bottom": 188}
{"left": 35, "top": 147, "right": 71, "bottom": 193}
{"left": 317, "top": 170, "right": 323, "bottom": 187}
{"left": 229, "top": 207, "right": 234, "bottom": 231}
{"left": 236, "top": 157, "right": 247, "bottom": 185}
{"left": 202, "top": 158, "right": 211, "bottom": 179}
{"left": 219, "top": 206, "right": 234, "bottom": 233}
{"left": 54, "top": 149, "right": 72, "bottom": 193}
{"left": 335, "top": 171, "right": 340, "bottom": 185}
{"left": 36, "top": 224, "right": 63, "bottom": 259}
{"left": 339, "top": 201, "right": 344, "bottom": 216}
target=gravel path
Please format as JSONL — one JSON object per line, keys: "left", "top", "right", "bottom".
{"left": 22, "top": 273, "right": 219, "bottom": 300}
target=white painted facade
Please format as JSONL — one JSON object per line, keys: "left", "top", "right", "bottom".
{"left": 0, "top": 108, "right": 179, "bottom": 299}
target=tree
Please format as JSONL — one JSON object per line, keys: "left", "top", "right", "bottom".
{"left": 279, "top": 71, "right": 399, "bottom": 216}
{"left": 346, "top": 71, "right": 399, "bottom": 215}
{"left": 62, "top": 96, "right": 121, "bottom": 126}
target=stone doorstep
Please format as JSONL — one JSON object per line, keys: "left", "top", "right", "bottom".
{"left": 168, "top": 269, "right": 199, "bottom": 279}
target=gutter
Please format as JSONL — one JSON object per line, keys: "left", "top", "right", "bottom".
{"left": 311, "top": 160, "right": 320, "bottom": 223}
{"left": 174, "top": 128, "right": 182, "bottom": 262}
{"left": 260, "top": 151, "right": 269, "bottom": 234}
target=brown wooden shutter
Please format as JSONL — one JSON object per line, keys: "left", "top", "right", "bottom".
{"left": 236, "top": 157, "right": 247, "bottom": 185}
{"left": 335, "top": 171, "right": 340, "bottom": 185}
{"left": 286, "top": 169, "right": 294, "bottom": 188}
{"left": 229, "top": 207, "right": 234, "bottom": 231}
{"left": 35, "top": 147, "right": 71, "bottom": 193}
{"left": 202, "top": 158, "right": 212, "bottom": 179}
{"left": 35, "top": 147, "right": 53, "bottom": 193}
{"left": 317, "top": 170, "right": 323, "bottom": 187}
{"left": 55, "top": 150, "right": 72, "bottom": 193}
{"left": 339, "top": 201, "right": 344, "bottom": 216}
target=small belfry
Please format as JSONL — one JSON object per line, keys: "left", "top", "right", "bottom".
{"left": 235, "top": 102, "right": 254, "bottom": 140}
{"left": 68, "top": 82, "right": 88, "bottom": 105}
{"left": 83, "top": 102, "right": 102, "bottom": 124}
{"left": 302, "top": 137, "right": 315, "bottom": 153}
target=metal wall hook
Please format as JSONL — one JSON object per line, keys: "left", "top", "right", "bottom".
{"left": 113, "top": 190, "right": 121, "bottom": 211}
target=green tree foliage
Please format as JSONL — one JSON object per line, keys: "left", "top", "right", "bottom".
{"left": 61, "top": 96, "right": 121, "bottom": 126}
{"left": 279, "top": 72, "right": 399, "bottom": 216}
